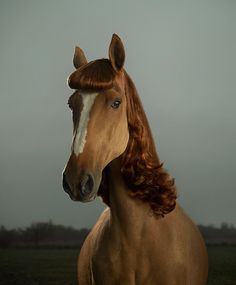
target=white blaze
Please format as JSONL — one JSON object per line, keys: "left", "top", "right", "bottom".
{"left": 72, "top": 93, "right": 98, "bottom": 155}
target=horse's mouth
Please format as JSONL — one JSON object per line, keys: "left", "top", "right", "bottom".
{"left": 67, "top": 190, "right": 97, "bottom": 203}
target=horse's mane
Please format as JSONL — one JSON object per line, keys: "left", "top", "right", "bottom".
{"left": 68, "top": 59, "right": 177, "bottom": 217}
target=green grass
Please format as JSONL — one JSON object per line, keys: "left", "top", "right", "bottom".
{"left": 0, "top": 248, "right": 78, "bottom": 285}
{"left": 207, "top": 245, "right": 236, "bottom": 285}
{"left": 0, "top": 245, "right": 235, "bottom": 285}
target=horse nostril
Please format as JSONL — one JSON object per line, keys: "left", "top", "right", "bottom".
{"left": 62, "top": 173, "right": 71, "bottom": 193}
{"left": 80, "top": 174, "right": 94, "bottom": 196}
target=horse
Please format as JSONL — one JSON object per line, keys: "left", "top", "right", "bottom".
{"left": 62, "top": 34, "right": 208, "bottom": 285}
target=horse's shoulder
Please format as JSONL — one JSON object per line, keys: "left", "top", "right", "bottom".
{"left": 82, "top": 207, "right": 110, "bottom": 250}
{"left": 149, "top": 203, "right": 208, "bottom": 278}
{"left": 78, "top": 208, "right": 110, "bottom": 284}
{"left": 91, "top": 207, "right": 110, "bottom": 237}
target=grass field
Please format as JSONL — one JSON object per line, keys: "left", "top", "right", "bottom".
{"left": 207, "top": 245, "right": 236, "bottom": 285}
{"left": 0, "top": 245, "right": 235, "bottom": 285}
{"left": 0, "top": 248, "right": 78, "bottom": 285}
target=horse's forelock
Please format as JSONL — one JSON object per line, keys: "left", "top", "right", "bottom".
{"left": 67, "top": 59, "right": 117, "bottom": 92}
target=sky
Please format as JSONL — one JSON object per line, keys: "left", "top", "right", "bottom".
{"left": 0, "top": 0, "right": 235, "bottom": 229}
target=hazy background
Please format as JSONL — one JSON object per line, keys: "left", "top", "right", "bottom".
{"left": 0, "top": 0, "right": 235, "bottom": 230}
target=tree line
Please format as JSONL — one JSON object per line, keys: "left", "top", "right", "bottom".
{"left": 0, "top": 221, "right": 89, "bottom": 248}
{"left": 0, "top": 222, "right": 235, "bottom": 248}
{"left": 198, "top": 222, "right": 236, "bottom": 244}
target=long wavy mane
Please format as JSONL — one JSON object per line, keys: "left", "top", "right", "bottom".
{"left": 98, "top": 71, "right": 177, "bottom": 217}
{"left": 68, "top": 59, "right": 177, "bottom": 217}
{"left": 122, "top": 72, "right": 177, "bottom": 216}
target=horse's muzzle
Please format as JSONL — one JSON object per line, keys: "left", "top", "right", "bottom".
{"left": 62, "top": 172, "right": 95, "bottom": 202}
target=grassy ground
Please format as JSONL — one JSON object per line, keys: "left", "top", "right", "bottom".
{"left": 207, "top": 245, "right": 236, "bottom": 285}
{"left": 0, "top": 245, "right": 235, "bottom": 285}
{"left": 0, "top": 248, "right": 78, "bottom": 285}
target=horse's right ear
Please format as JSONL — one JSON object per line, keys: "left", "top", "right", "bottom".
{"left": 73, "top": 46, "right": 87, "bottom": 69}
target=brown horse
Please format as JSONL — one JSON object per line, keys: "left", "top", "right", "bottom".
{"left": 62, "top": 34, "right": 208, "bottom": 285}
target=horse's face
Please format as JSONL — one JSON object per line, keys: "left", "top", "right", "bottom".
{"left": 63, "top": 35, "right": 128, "bottom": 202}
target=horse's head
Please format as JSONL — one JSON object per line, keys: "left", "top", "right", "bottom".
{"left": 63, "top": 34, "right": 177, "bottom": 216}
{"left": 63, "top": 34, "right": 129, "bottom": 202}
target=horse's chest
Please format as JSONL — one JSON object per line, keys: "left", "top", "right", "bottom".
{"left": 91, "top": 243, "right": 151, "bottom": 285}
{"left": 92, "top": 261, "right": 135, "bottom": 285}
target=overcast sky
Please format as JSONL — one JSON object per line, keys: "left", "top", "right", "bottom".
{"left": 0, "top": 0, "right": 235, "bottom": 229}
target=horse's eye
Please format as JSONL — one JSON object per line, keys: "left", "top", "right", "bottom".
{"left": 111, "top": 99, "right": 121, "bottom": 109}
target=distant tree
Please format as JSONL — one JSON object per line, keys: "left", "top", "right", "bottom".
{"left": 0, "top": 226, "right": 19, "bottom": 247}
{"left": 221, "top": 222, "right": 229, "bottom": 230}
{"left": 229, "top": 223, "right": 235, "bottom": 230}
{"left": 25, "top": 222, "right": 53, "bottom": 247}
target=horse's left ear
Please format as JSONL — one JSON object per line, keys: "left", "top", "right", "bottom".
{"left": 73, "top": 46, "right": 87, "bottom": 69}
{"left": 109, "top": 34, "right": 125, "bottom": 72}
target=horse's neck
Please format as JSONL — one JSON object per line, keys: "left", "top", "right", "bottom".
{"left": 107, "top": 158, "right": 153, "bottom": 243}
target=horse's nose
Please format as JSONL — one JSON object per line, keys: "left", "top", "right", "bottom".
{"left": 79, "top": 174, "right": 94, "bottom": 197}
{"left": 62, "top": 170, "right": 95, "bottom": 201}
{"left": 62, "top": 172, "right": 71, "bottom": 193}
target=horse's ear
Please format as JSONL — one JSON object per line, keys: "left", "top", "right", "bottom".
{"left": 109, "top": 34, "right": 125, "bottom": 72}
{"left": 73, "top": 46, "right": 87, "bottom": 69}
